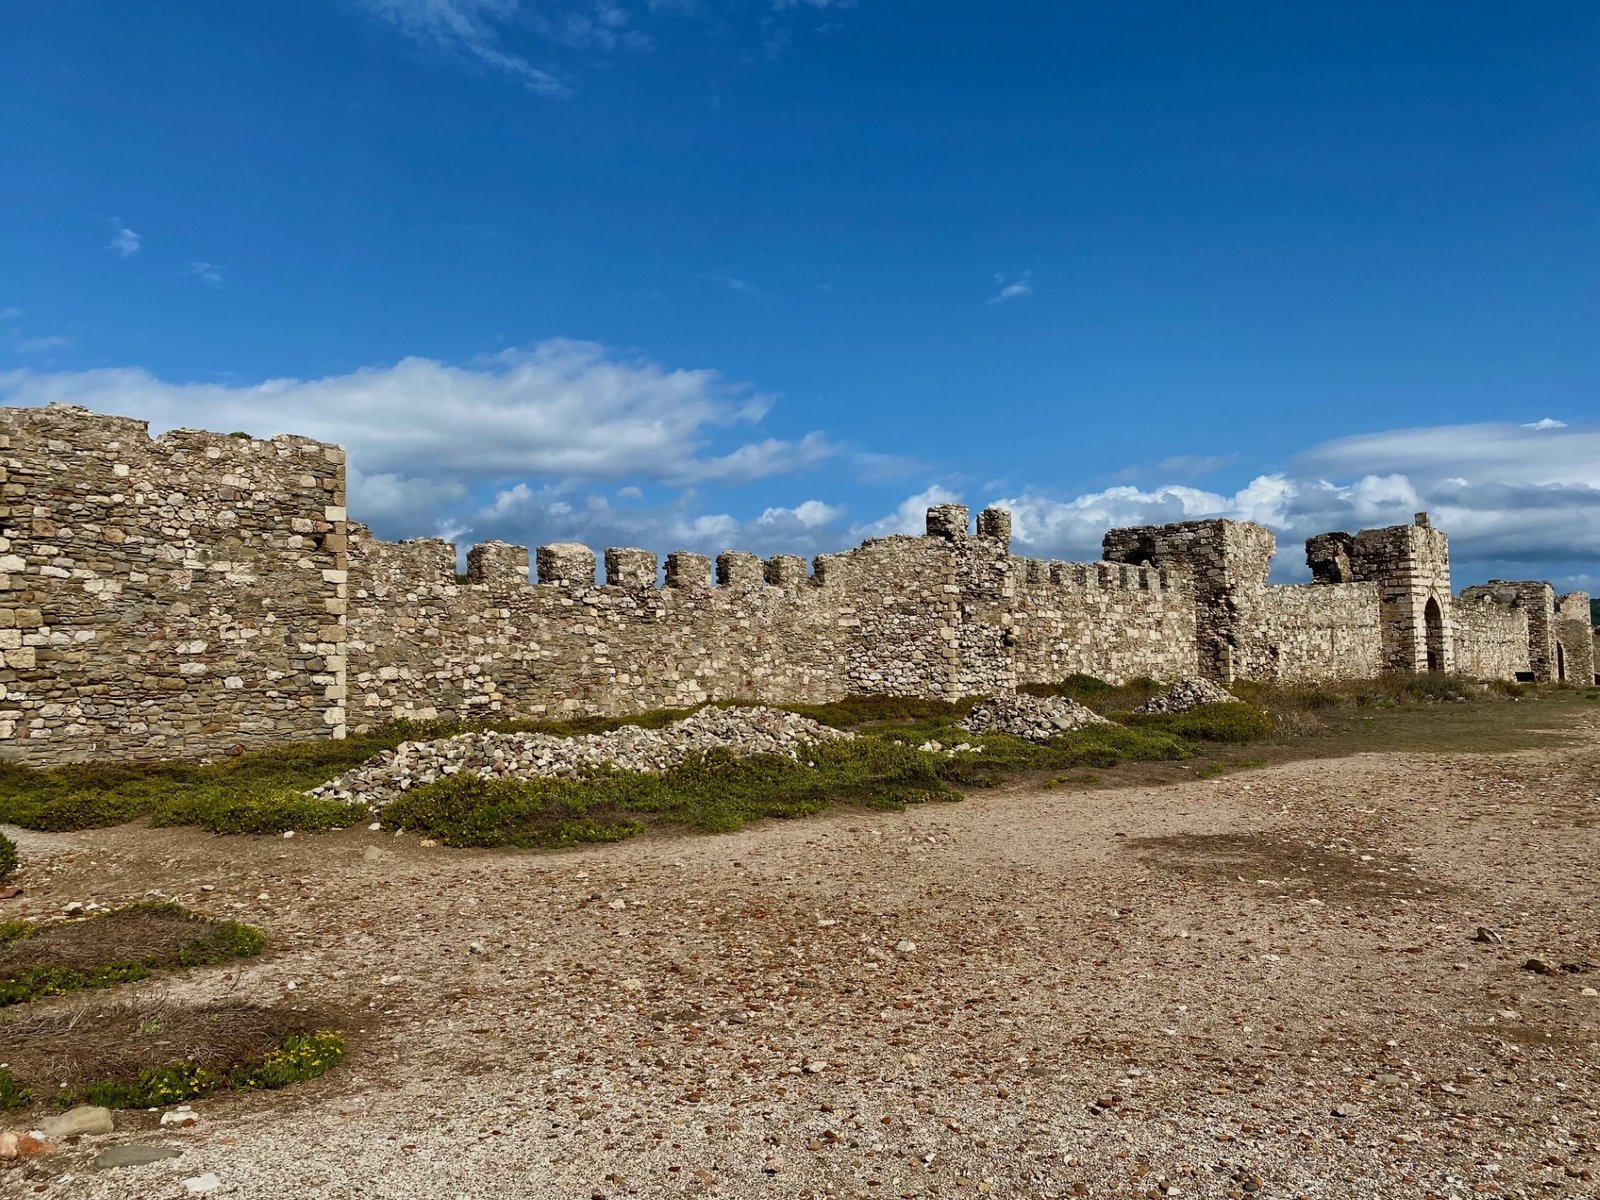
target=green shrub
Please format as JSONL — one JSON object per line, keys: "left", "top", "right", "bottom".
{"left": 67, "top": 1030, "right": 345, "bottom": 1109}
{"left": 0, "top": 902, "right": 265, "bottom": 1007}
{"left": 1019, "top": 674, "right": 1164, "bottom": 714}
{"left": 0, "top": 830, "right": 16, "bottom": 881}
{"left": 0, "top": 1067, "right": 30, "bottom": 1109}
{"left": 1127, "top": 702, "right": 1273, "bottom": 743}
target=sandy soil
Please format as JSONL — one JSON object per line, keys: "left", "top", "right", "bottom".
{"left": 2, "top": 711, "right": 1597, "bottom": 1200}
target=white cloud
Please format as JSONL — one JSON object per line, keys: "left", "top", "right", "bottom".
{"left": 14, "top": 335, "right": 71, "bottom": 355}
{"left": 107, "top": 220, "right": 141, "bottom": 258}
{"left": 0, "top": 338, "right": 834, "bottom": 539}
{"left": 986, "top": 420, "right": 1600, "bottom": 586}
{"left": 1522, "top": 417, "right": 1567, "bottom": 430}
{"left": 988, "top": 270, "right": 1032, "bottom": 306}
{"left": 850, "top": 484, "right": 963, "bottom": 539}
{"left": 360, "top": 0, "right": 569, "bottom": 95}
{"left": 184, "top": 262, "right": 225, "bottom": 289}
{"left": 701, "top": 272, "right": 766, "bottom": 298}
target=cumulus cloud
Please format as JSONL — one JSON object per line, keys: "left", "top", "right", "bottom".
{"left": 0, "top": 338, "right": 835, "bottom": 539}
{"left": 459, "top": 483, "right": 852, "bottom": 563}
{"left": 985, "top": 420, "right": 1600, "bottom": 588}
{"left": 849, "top": 484, "right": 963, "bottom": 539}
{"left": 1523, "top": 418, "right": 1567, "bottom": 430}
{"left": 987, "top": 270, "right": 1032, "bottom": 306}
{"left": 107, "top": 220, "right": 141, "bottom": 258}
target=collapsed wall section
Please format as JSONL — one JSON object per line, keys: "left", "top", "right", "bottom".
{"left": 0, "top": 404, "right": 346, "bottom": 764}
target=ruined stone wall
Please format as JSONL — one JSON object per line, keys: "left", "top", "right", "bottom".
{"left": 1102, "top": 520, "right": 1387, "bottom": 682}
{"left": 1345, "top": 516, "right": 1455, "bottom": 674}
{"left": 1459, "top": 581, "right": 1557, "bottom": 682}
{"left": 0, "top": 405, "right": 345, "bottom": 764}
{"left": 344, "top": 527, "right": 847, "bottom": 726}
{"left": 0, "top": 403, "right": 1581, "bottom": 764}
{"left": 1555, "top": 592, "right": 1596, "bottom": 685}
{"left": 1450, "top": 594, "right": 1531, "bottom": 681}
{"left": 1010, "top": 560, "right": 1197, "bottom": 685}
{"left": 1256, "top": 584, "right": 1384, "bottom": 682}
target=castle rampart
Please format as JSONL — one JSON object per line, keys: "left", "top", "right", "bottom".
{"left": 0, "top": 403, "right": 1591, "bottom": 765}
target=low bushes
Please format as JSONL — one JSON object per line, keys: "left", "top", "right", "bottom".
{"left": 1126, "top": 701, "right": 1274, "bottom": 743}
{"left": 70, "top": 1030, "right": 346, "bottom": 1109}
{"left": 0, "top": 830, "right": 16, "bottom": 881}
{"left": 0, "top": 902, "right": 264, "bottom": 1007}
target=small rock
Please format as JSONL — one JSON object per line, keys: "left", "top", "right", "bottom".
{"left": 92, "top": 1144, "right": 184, "bottom": 1169}
{"left": 418, "top": 838, "right": 438, "bottom": 848}
{"left": 606, "top": 899, "right": 627, "bottom": 910}
{"left": 1524, "top": 957, "right": 1555, "bottom": 975}
{"left": 160, "top": 1106, "right": 199, "bottom": 1128}
{"left": 40, "top": 1104, "right": 114, "bottom": 1138}
{"left": 802, "top": 1060, "right": 828, "bottom": 1074}
{"left": 1332, "top": 1103, "right": 1360, "bottom": 1118}
{"left": 183, "top": 1174, "right": 222, "bottom": 1195}
{"left": 1473, "top": 926, "right": 1501, "bottom": 944}
{"left": 894, "top": 940, "right": 917, "bottom": 953}
{"left": 468, "top": 940, "right": 486, "bottom": 956}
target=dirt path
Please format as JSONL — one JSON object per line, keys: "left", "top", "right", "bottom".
{"left": 4, "top": 711, "right": 1597, "bottom": 1199}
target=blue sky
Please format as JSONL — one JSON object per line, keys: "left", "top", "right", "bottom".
{"left": 2, "top": 1, "right": 1597, "bottom": 589}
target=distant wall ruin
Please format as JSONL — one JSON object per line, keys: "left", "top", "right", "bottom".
{"left": 0, "top": 404, "right": 1591, "bottom": 764}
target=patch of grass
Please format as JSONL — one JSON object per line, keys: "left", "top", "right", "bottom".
{"left": 1, "top": 999, "right": 343, "bottom": 1112}
{"left": 1126, "top": 701, "right": 1274, "bottom": 743}
{"left": 0, "top": 902, "right": 264, "bottom": 1007}
{"left": 383, "top": 737, "right": 963, "bottom": 848}
{"left": 72, "top": 1030, "right": 346, "bottom": 1108}
{"left": 0, "top": 830, "right": 15, "bottom": 880}
{"left": 1019, "top": 674, "right": 1165, "bottom": 715}
{"left": 1194, "top": 757, "right": 1268, "bottom": 780}
{"left": 0, "top": 1067, "right": 30, "bottom": 1109}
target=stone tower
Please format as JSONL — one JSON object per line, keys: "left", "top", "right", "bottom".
{"left": 1309, "top": 513, "right": 1453, "bottom": 674}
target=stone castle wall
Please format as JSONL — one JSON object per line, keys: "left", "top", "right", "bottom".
{"left": 0, "top": 405, "right": 347, "bottom": 765}
{"left": 1451, "top": 594, "right": 1532, "bottom": 681}
{"left": 0, "top": 403, "right": 1590, "bottom": 764}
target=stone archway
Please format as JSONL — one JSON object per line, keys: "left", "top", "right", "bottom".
{"left": 1424, "top": 596, "right": 1445, "bottom": 673}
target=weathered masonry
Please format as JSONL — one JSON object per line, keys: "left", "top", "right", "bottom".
{"left": 0, "top": 404, "right": 1592, "bottom": 765}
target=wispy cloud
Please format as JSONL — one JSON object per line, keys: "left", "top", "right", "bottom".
{"left": 1523, "top": 417, "right": 1567, "bottom": 430}
{"left": 987, "top": 269, "right": 1032, "bottom": 306}
{"left": 14, "top": 335, "right": 71, "bottom": 355}
{"left": 107, "top": 220, "right": 141, "bottom": 259}
{"left": 184, "top": 261, "right": 226, "bottom": 289}
{"left": 360, "top": 0, "right": 569, "bottom": 95}
{"left": 0, "top": 307, "right": 20, "bottom": 322}
{"left": 701, "top": 272, "right": 768, "bottom": 299}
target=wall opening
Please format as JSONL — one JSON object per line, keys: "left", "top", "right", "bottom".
{"left": 1556, "top": 641, "right": 1566, "bottom": 682}
{"left": 1423, "top": 596, "right": 1445, "bottom": 672}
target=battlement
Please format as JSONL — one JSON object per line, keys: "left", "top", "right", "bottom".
{"left": 0, "top": 402, "right": 1586, "bottom": 762}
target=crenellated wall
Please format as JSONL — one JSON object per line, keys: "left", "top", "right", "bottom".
{"left": 0, "top": 403, "right": 1591, "bottom": 764}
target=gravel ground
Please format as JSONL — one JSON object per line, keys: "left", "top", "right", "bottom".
{"left": 2, "top": 708, "right": 1596, "bottom": 1200}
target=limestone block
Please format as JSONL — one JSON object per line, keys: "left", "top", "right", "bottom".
{"left": 664, "top": 552, "right": 711, "bottom": 589}
{"left": 925, "top": 504, "right": 969, "bottom": 540}
{"left": 716, "top": 551, "right": 764, "bottom": 590}
{"left": 604, "top": 547, "right": 657, "bottom": 588}
{"left": 537, "top": 543, "right": 595, "bottom": 588}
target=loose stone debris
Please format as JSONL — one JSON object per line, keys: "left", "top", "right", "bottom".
{"left": 313, "top": 705, "right": 853, "bottom": 810}
{"left": 1134, "top": 676, "right": 1243, "bottom": 713}
{"left": 959, "top": 694, "right": 1110, "bottom": 742}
